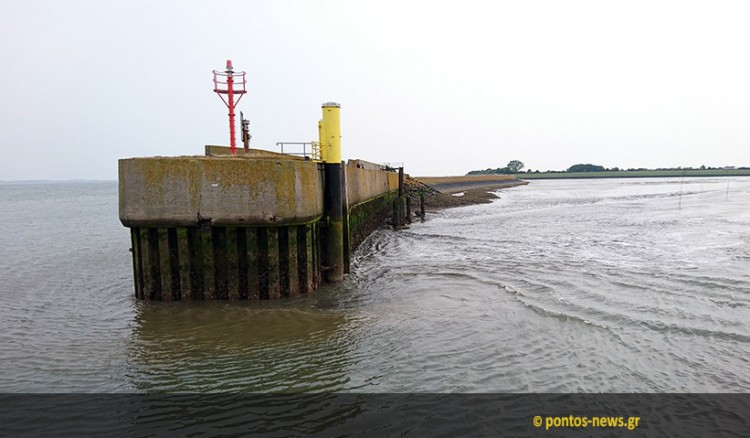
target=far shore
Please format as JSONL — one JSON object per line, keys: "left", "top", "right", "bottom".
{"left": 511, "top": 169, "right": 750, "bottom": 180}
{"left": 403, "top": 167, "right": 749, "bottom": 213}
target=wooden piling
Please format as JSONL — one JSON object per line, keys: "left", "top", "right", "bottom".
{"left": 187, "top": 227, "right": 203, "bottom": 299}
{"left": 266, "top": 227, "right": 281, "bottom": 299}
{"left": 392, "top": 197, "right": 405, "bottom": 229}
{"left": 200, "top": 223, "right": 216, "bottom": 300}
{"left": 176, "top": 228, "right": 192, "bottom": 300}
{"left": 245, "top": 227, "right": 260, "bottom": 300}
{"left": 157, "top": 228, "right": 172, "bottom": 301}
{"left": 212, "top": 227, "right": 228, "bottom": 299}
{"left": 286, "top": 226, "right": 299, "bottom": 297}
{"left": 226, "top": 227, "right": 240, "bottom": 300}
{"left": 130, "top": 228, "right": 143, "bottom": 300}
{"left": 312, "top": 223, "right": 320, "bottom": 289}
{"left": 398, "top": 167, "right": 404, "bottom": 197}
{"left": 279, "top": 227, "right": 290, "bottom": 298}
{"left": 140, "top": 228, "right": 159, "bottom": 300}
{"left": 299, "top": 224, "right": 313, "bottom": 294}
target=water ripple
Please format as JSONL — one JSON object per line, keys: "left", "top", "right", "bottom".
{"left": 2, "top": 179, "right": 750, "bottom": 393}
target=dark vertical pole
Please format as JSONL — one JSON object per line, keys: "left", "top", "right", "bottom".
{"left": 341, "top": 161, "right": 351, "bottom": 274}
{"left": 398, "top": 167, "right": 404, "bottom": 197}
{"left": 406, "top": 197, "right": 412, "bottom": 224}
{"left": 323, "top": 162, "right": 344, "bottom": 283}
{"left": 420, "top": 191, "right": 426, "bottom": 219}
{"left": 393, "top": 199, "right": 400, "bottom": 229}
{"left": 157, "top": 228, "right": 173, "bottom": 301}
{"left": 246, "top": 228, "right": 260, "bottom": 300}
{"left": 139, "top": 228, "right": 154, "bottom": 299}
{"left": 266, "top": 228, "right": 281, "bottom": 299}
{"left": 301, "top": 224, "right": 314, "bottom": 293}
{"left": 176, "top": 228, "right": 192, "bottom": 300}
{"left": 312, "top": 222, "right": 320, "bottom": 287}
{"left": 286, "top": 226, "right": 299, "bottom": 296}
{"left": 226, "top": 228, "right": 240, "bottom": 300}
{"left": 130, "top": 228, "right": 143, "bottom": 299}
{"left": 395, "top": 166, "right": 405, "bottom": 228}
{"left": 200, "top": 223, "right": 216, "bottom": 300}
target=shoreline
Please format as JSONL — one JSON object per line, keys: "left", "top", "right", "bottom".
{"left": 510, "top": 169, "right": 750, "bottom": 179}
{"left": 405, "top": 177, "right": 528, "bottom": 212}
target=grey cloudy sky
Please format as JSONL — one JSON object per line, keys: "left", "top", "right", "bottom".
{"left": 1, "top": 0, "right": 748, "bottom": 180}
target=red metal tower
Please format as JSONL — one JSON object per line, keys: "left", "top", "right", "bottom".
{"left": 213, "top": 60, "right": 247, "bottom": 154}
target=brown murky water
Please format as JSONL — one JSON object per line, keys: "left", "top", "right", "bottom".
{"left": 1, "top": 178, "right": 749, "bottom": 392}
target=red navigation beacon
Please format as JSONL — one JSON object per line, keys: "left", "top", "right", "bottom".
{"left": 213, "top": 60, "right": 247, "bottom": 154}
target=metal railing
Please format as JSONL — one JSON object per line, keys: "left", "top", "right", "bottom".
{"left": 276, "top": 142, "right": 321, "bottom": 161}
{"left": 381, "top": 162, "right": 404, "bottom": 171}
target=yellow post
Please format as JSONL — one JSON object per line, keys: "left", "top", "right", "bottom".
{"left": 321, "top": 102, "right": 341, "bottom": 163}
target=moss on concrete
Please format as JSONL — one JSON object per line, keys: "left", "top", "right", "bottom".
{"left": 348, "top": 191, "right": 398, "bottom": 251}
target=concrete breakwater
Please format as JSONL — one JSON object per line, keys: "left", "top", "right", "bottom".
{"left": 119, "top": 150, "right": 399, "bottom": 300}
{"left": 416, "top": 175, "right": 529, "bottom": 194}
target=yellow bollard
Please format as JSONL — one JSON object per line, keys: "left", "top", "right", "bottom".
{"left": 321, "top": 102, "right": 341, "bottom": 163}
{"left": 320, "top": 102, "right": 344, "bottom": 282}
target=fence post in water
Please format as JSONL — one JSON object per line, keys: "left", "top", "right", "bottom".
{"left": 392, "top": 166, "right": 405, "bottom": 228}
{"left": 398, "top": 167, "right": 404, "bottom": 197}
{"left": 322, "top": 102, "right": 345, "bottom": 283}
{"left": 392, "top": 197, "right": 403, "bottom": 230}
{"left": 419, "top": 191, "right": 426, "bottom": 219}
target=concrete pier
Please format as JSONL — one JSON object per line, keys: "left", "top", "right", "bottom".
{"left": 119, "top": 153, "right": 398, "bottom": 300}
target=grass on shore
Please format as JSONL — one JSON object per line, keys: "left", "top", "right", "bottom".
{"left": 512, "top": 169, "right": 750, "bottom": 180}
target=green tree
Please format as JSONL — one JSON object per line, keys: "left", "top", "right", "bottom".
{"left": 567, "top": 163, "right": 605, "bottom": 172}
{"left": 466, "top": 159, "right": 525, "bottom": 175}
{"left": 507, "top": 160, "right": 524, "bottom": 173}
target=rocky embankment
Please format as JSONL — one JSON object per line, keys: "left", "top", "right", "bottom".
{"left": 404, "top": 175, "right": 528, "bottom": 211}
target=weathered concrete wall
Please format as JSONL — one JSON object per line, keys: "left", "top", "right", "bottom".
{"left": 417, "top": 175, "right": 524, "bottom": 194}
{"left": 345, "top": 161, "right": 400, "bottom": 207}
{"left": 348, "top": 191, "right": 398, "bottom": 252}
{"left": 119, "top": 157, "right": 324, "bottom": 227}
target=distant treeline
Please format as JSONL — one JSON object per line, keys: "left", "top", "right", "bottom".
{"left": 468, "top": 160, "right": 525, "bottom": 175}
{"left": 468, "top": 162, "right": 750, "bottom": 175}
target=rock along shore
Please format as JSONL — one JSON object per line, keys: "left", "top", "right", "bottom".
{"left": 404, "top": 175, "right": 529, "bottom": 211}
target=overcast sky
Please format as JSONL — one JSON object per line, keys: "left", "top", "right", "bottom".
{"left": 1, "top": 0, "right": 748, "bottom": 180}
